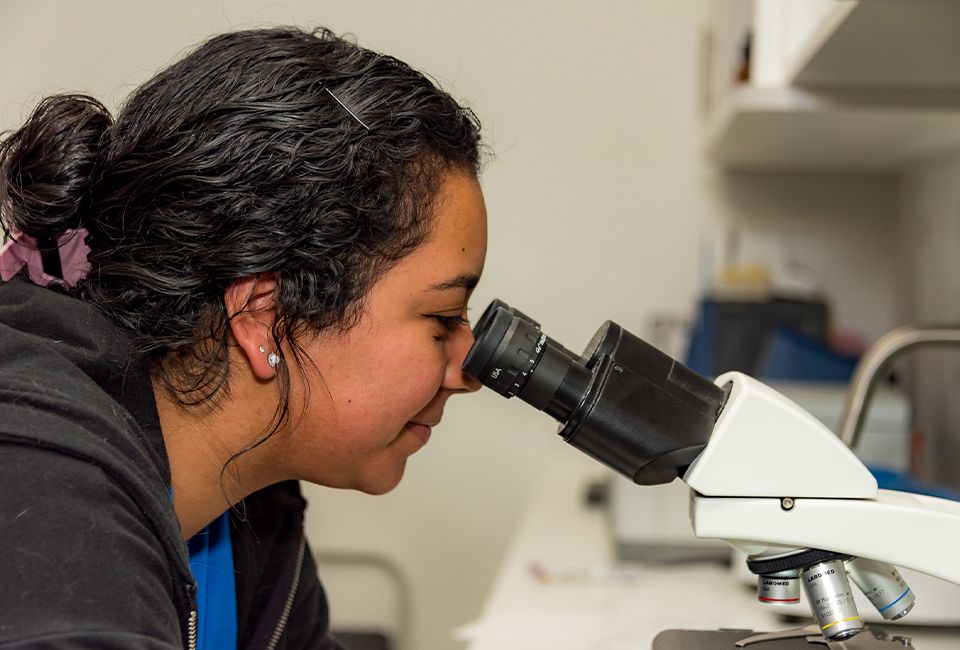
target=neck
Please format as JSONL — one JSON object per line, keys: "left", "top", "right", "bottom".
{"left": 153, "top": 379, "right": 283, "bottom": 539}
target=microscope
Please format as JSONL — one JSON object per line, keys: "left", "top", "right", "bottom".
{"left": 462, "top": 300, "right": 960, "bottom": 649}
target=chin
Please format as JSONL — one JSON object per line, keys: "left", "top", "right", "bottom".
{"left": 356, "top": 462, "right": 407, "bottom": 495}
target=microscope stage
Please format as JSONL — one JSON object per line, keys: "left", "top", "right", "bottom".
{"left": 652, "top": 627, "right": 914, "bottom": 649}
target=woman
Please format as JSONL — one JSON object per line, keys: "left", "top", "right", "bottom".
{"left": 0, "top": 27, "right": 486, "bottom": 649}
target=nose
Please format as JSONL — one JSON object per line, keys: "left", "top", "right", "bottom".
{"left": 443, "top": 325, "right": 482, "bottom": 393}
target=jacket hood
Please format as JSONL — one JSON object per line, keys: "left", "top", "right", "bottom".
{"left": 0, "top": 275, "right": 194, "bottom": 601}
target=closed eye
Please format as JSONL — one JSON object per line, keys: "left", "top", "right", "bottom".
{"left": 430, "top": 314, "right": 470, "bottom": 332}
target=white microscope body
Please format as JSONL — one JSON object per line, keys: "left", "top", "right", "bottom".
{"left": 682, "top": 371, "right": 960, "bottom": 640}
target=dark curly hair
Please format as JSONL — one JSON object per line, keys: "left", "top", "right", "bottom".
{"left": 0, "top": 27, "right": 483, "bottom": 445}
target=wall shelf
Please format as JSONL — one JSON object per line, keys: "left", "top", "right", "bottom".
{"left": 707, "top": 0, "right": 960, "bottom": 173}
{"left": 791, "top": 0, "right": 960, "bottom": 91}
{"left": 707, "top": 86, "right": 960, "bottom": 172}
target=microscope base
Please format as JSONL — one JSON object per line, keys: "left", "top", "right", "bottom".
{"left": 652, "top": 626, "right": 914, "bottom": 649}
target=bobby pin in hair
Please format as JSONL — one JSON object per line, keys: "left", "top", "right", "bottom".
{"left": 325, "top": 87, "right": 371, "bottom": 131}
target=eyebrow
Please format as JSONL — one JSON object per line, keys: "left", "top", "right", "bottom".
{"left": 428, "top": 273, "right": 481, "bottom": 292}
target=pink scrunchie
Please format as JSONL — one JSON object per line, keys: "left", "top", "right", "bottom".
{"left": 0, "top": 228, "right": 91, "bottom": 288}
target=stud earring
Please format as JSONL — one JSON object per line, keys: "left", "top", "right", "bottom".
{"left": 267, "top": 352, "right": 280, "bottom": 368}
{"left": 259, "top": 345, "right": 266, "bottom": 353}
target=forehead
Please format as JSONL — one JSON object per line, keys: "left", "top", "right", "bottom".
{"left": 397, "top": 171, "right": 487, "bottom": 280}
{"left": 358, "top": 169, "right": 487, "bottom": 316}
{"left": 425, "top": 171, "right": 487, "bottom": 256}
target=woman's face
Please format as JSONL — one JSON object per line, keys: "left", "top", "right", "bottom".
{"left": 284, "top": 169, "right": 488, "bottom": 494}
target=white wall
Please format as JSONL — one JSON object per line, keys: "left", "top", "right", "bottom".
{"left": 706, "top": 171, "right": 901, "bottom": 342}
{"left": 897, "top": 154, "right": 960, "bottom": 489}
{"left": 0, "top": 2, "right": 903, "bottom": 649}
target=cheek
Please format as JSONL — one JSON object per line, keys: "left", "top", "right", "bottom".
{"left": 387, "top": 345, "right": 448, "bottom": 406}
{"left": 301, "top": 328, "right": 450, "bottom": 435}
{"left": 344, "top": 342, "right": 447, "bottom": 418}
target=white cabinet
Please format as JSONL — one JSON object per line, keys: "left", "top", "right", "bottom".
{"left": 751, "top": 0, "right": 853, "bottom": 88}
{"left": 705, "top": 0, "right": 960, "bottom": 172}
{"left": 793, "top": 0, "right": 960, "bottom": 90}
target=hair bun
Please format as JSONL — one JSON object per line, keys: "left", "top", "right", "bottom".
{"left": 0, "top": 94, "right": 112, "bottom": 240}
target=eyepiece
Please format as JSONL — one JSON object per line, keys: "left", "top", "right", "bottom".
{"left": 462, "top": 300, "right": 588, "bottom": 421}
{"left": 461, "top": 301, "right": 530, "bottom": 398}
{"left": 463, "top": 299, "right": 727, "bottom": 486}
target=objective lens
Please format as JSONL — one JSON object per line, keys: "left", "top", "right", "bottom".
{"left": 846, "top": 558, "right": 915, "bottom": 621}
{"left": 801, "top": 559, "right": 863, "bottom": 641}
{"left": 758, "top": 570, "right": 800, "bottom": 606}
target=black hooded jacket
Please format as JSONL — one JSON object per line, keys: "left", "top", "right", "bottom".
{"left": 0, "top": 276, "right": 341, "bottom": 649}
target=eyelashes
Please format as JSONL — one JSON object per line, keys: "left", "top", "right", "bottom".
{"left": 430, "top": 314, "right": 470, "bottom": 332}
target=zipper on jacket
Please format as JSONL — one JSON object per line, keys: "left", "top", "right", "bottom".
{"left": 187, "top": 610, "right": 198, "bottom": 650}
{"left": 266, "top": 537, "right": 306, "bottom": 650}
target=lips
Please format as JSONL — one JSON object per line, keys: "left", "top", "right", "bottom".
{"left": 407, "top": 421, "right": 433, "bottom": 445}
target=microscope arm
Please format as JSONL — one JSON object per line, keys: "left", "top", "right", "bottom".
{"left": 690, "top": 490, "right": 960, "bottom": 586}
{"left": 681, "top": 371, "right": 960, "bottom": 587}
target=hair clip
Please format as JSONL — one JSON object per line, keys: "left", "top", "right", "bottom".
{"left": 0, "top": 228, "right": 90, "bottom": 288}
{"left": 325, "top": 87, "right": 371, "bottom": 132}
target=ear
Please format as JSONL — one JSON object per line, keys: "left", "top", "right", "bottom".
{"left": 226, "top": 274, "right": 280, "bottom": 380}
